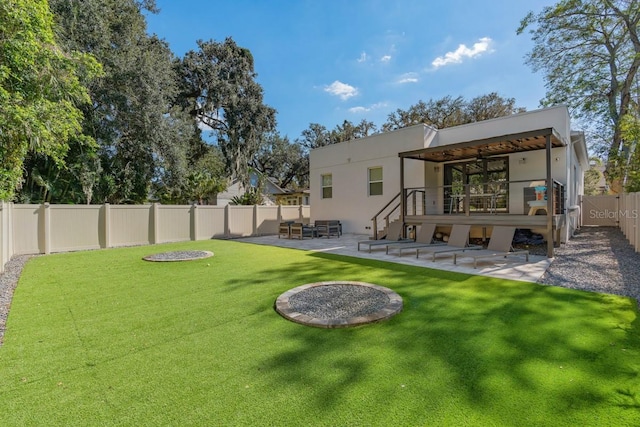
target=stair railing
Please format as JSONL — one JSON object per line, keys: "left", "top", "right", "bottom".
{"left": 370, "top": 189, "right": 425, "bottom": 239}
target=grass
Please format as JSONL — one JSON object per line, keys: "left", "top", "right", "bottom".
{"left": 0, "top": 239, "right": 639, "bottom": 426}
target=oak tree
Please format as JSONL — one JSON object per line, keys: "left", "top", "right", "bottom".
{"left": 518, "top": 0, "right": 640, "bottom": 187}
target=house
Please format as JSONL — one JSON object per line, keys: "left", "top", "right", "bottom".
{"left": 274, "top": 189, "right": 310, "bottom": 206}
{"left": 214, "top": 172, "right": 284, "bottom": 206}
{"left": 309, "top": 105, "right": 589, "bottom": 257}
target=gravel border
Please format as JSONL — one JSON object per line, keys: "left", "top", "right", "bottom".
{"left": 538, "top": 226, "right": 640, "bottom": 303}
{"left": 0, "top": 255, "right": 33, "bottom": 345}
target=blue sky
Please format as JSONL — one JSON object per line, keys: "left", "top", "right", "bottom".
{"left": 146, "top": 0, "right": 556, "bottom": 141}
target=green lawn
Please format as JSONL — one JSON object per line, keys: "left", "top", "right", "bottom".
{"left": 0, "top": 239, "right": 639, "bottom": 426}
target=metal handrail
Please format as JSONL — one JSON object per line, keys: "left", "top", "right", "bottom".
{"left": 371, "top": 189, "right": 425, "bottom": 239}
{"left": 370, "top": 179, "right": 566, "bottom": 238}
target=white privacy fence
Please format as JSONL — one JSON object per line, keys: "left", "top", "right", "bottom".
{"left": 618, "top": 192, "right": 640, "bottom": 253}
{"left": 0, "top": 202, "right": 310, "bottom": 273}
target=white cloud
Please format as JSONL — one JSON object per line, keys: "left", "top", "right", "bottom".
{"left": 348, "top": 102, "right": 388, "bottom": 113}
{"left": 397, "top": 72, "right": 419, "bottom": 84}
{"left": 324, "top": 80, "right": 359, "bottom": 100}
{"left": 431, "top": 37, "right": 493, "bottom": 69}
{"left": 349, "top": 106, "right": 368, "bottom": 113}
{"left": 357, "top": 51, "right": 368, "bottom": 63}
{"left": 380, "top": 55, "right": 391, "bottom": 62}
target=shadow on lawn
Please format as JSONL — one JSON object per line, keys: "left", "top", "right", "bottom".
{"left": 235, "top": 249, "right": 640, "bottom": 422}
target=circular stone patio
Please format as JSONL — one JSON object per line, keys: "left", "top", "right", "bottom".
{"left": 142, "top": 250, "right": 214, "bottom": 262}
{"left": 275, "top": 281, "right": 403, "bottom": 328}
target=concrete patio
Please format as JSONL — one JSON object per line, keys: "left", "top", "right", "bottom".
{"left": 238, "top": 233, "right": 551, "bottom": 283}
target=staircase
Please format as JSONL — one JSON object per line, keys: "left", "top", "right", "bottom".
{"left": 370, "top": 189, "right": 426, "bottom": 240}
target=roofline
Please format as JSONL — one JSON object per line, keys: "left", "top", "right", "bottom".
{"left": 398, "top": 127, "right": 561, "bottom": 161}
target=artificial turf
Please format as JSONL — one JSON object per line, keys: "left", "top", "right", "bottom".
{"left": 0, "top": 239, "right": 638, "bottom": 426}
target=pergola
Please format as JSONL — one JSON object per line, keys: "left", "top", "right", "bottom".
{"left": 398, "top": 128, "right": 565, "bottom": 258}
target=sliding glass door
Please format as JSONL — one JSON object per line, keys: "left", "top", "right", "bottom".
{"left": 444, "top": 157, "right": 509, "bottom": 213}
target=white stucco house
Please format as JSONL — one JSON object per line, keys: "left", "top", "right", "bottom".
{"left": 309, "top": 105, "right": 589, "bottom": 257}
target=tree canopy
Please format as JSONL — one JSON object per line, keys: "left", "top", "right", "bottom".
{"left": 42, "top": 0, "right": 196, "bottom": 204}
{"left": 177, "top": 38, "right": 276, "bottom": 187}
{"left": 252, "top": 133, "right": 309, "bottom": 189}
{"left": 1, "top": 2, "right": 539, "bottom": 205}
{"left": 518, "top": 0, "right": 640, "bottom": 190}
{"left": 0, "top": 0, "right": 99, "bottom": 200}
{"left": 382, "top": 93, "right": 525, "bottom": 132}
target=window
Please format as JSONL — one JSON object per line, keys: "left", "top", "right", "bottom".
{"left": 249, "top": 174, "right": 259, "bottom": 188}
{"left": 368, "top": 167, "right": 383, "bottom": 196}
{"left": 443, "top": 157, "right": 509, "bottom": 213}
{"left": 321, "top": 174, "right": 332, "bottom": 199}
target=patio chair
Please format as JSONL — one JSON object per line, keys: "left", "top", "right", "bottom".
{"left": 357, "top": 221, "right": 411, "bottom": 252}
{"left": 278, "top": 221, "right": 293, "bottom": 239}
{"left": 385, "top": 223, "right": 446, "bottom": 256}
{"left": 415, "top": 224, "right": 481, "bottom": 261}
{"left": 315, "top": 220, "right": 341, "bottom": 238}
{"left": 453, "top": 226, "right": 529, "bottom": 268}
{"left": 290, "top": 222, "right": 316, "bottom": 239}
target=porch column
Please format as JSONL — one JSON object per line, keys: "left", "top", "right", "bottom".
{"left": 399, "top": 157, "right": 406, "bottom": 238}
{"left": 545, "top": 133, "right": 554, "bottom": 258}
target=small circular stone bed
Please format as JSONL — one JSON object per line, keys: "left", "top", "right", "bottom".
{"left": 142, "top": 250, "right": 214, "bottom": 262}
{"left": 275, "top": 281, "right": 403, "bottom": 328}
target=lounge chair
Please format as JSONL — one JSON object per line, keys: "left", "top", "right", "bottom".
{"left": 415, "top": 224, "right": 481, "bottom": 261}
{"left": 385, "top": 223, "right": 446, "bottom": 256}
{"left": 453, "top": 226, "right": 529, "bottom": 268}
{"left": 357, "top": 221, "right": 411, "bottom": 252}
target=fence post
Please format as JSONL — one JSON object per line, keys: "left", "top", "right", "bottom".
{"left": 43, "top": 203, "right": 51, "bottom": 254}
{"left": 151, "top": 203, "right": 159, "bottom": 244}
{"left": 277, "top": 204, "right": 282, "bottom": 224}
{"left": 299, "top": 205, "right": 303, "bottom": 222}
{"left": 103, "top": 203, "right": 111, "bottom": 249}
{"left": 253, "top": 205, "right": 258, "bottom": 236}
{"left": 625, "top": 194, "right": 631, "bottom": 240}
{"left": 0, "top": 202, "right": 4, "bottom": 273}
{"left": 628, "top": 194, "right": 632, "bottom": 242}
{"left": 224, "top": 204, "right": 230, "bottom": 238}
{"left": 191, "top": 203, "right": 198, "bottom": 241}
{"left": 635, "top": 193, "right": 640, "bottom": 252}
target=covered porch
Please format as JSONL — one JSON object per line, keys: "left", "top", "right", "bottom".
{"left": 395, "top": 128, "right": 567, "bottom": 257}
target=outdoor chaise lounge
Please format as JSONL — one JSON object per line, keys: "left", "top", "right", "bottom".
{"left": 357, "top": 221, "right": 411, "bottom": 252}
{"left": 415, "top": 224, "right": 481, "bottom": 261}
{"left": 453, "top": 226, "right": 529, "bottom": 268}
{"left": 385, "top": 223, "right": 446, "bottom": 256}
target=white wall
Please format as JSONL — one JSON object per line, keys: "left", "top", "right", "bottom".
{"left": 507, "top": 146, "right": 568, "bottom": 214}
{"left": 310, "top": 125, "right": 437, "bottom": 233}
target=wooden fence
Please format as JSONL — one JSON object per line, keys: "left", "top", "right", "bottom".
{"left": 0, "top": 202, "right": 310, "bottom": 273}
